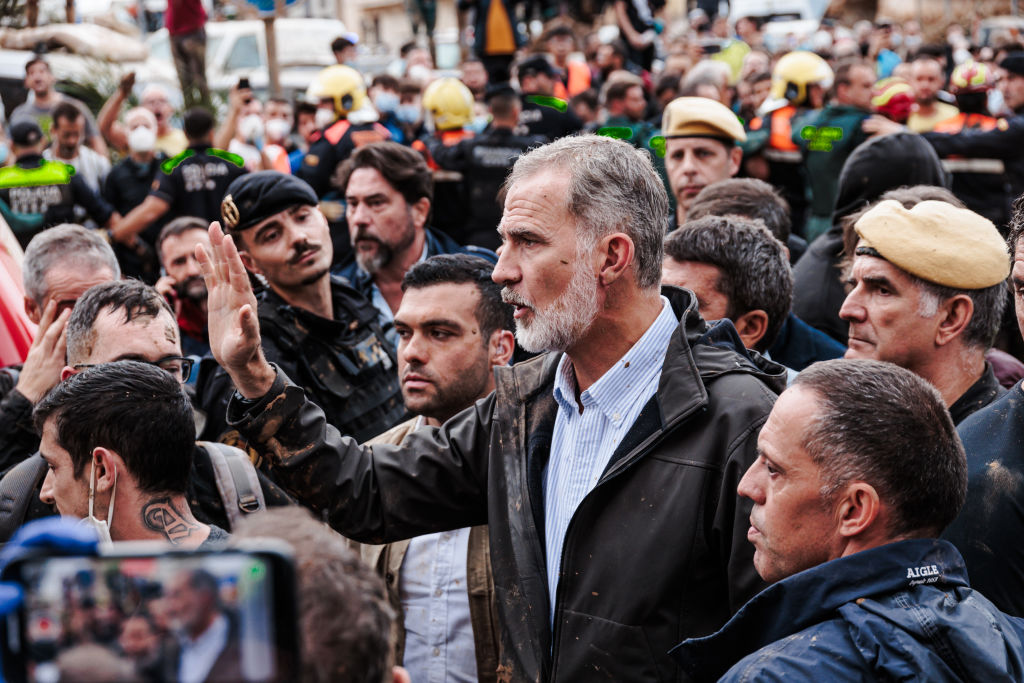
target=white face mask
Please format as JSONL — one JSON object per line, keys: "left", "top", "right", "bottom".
{"left": 265, "top": 118, "right": 291, "bottom": 142}
{"left": 315, "top": 107, "right": 336, "bottom": 129}
{"left": 78, "top": 457, "right": 116, "bottom": 548}
{"left": 238, "top": 114, "right": 265, "bottom": 144}
{"left": 127, "top": 125, "right": 157, "bottom": 153}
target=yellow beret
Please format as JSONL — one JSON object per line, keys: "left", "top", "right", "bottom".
{"left": 854, "top": 199, "right": 1010, "bottom": 289}
{"left": 661, "top": 97, "right": 747, "bottom": 142}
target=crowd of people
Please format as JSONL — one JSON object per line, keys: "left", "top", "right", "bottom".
{"left": 3, "top": 4, "right": 1024, "bottom": 682}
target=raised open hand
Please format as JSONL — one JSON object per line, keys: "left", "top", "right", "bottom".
{"left": 196, "top": 221, "right": 276, "bottom": 398}
{"left": 16, "top": 300, "right": 70, "bottom": 404}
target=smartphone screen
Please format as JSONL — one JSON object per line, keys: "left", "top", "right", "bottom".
{"left": 3, "top": 550, "right": 295, "bottom": 683}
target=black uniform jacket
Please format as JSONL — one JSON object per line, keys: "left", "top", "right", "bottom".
{"left": 226, "top": 287, "right": 786, "bottom": 682}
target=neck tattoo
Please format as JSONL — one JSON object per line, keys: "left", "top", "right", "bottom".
{"left": 142, "top": 497, "right": 200, "bottom": 545}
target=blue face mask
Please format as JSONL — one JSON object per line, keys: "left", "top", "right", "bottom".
{"left": 396, "top": 104, "right": 421, "bottom": 124}
{"left": 467, "top": 115, "right": 490, "bottom": 134}
{"left": 0, "top": 143, "right": 9, "bottom": 165}
{"left": 374, "top": 91, "right": 399, "bottom": 114}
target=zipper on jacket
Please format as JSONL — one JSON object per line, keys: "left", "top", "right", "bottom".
{"left": 546, "top": 405, "right": 703, "bottom": 679}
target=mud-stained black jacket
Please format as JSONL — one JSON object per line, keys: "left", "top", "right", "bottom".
{"left": 226, "top": 287, "right": 784, "bottom": 682}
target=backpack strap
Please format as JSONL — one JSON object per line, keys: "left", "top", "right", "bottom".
{"left": 0, "top": 453, "right": 48, "bottom": 542}
{"left": 197, "top": 441, "right": 266, "bottom": 530}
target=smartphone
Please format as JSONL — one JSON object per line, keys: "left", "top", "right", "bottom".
{"left": 238, "top": 77, "right": 251, "bottom": 91}
{"left": 0, "top": 543, "right": 299, "bottom": 683}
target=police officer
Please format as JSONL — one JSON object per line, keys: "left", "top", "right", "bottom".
{"left": 297, "top": 65, "right": 392, "bottom": 198}
{"left": 0, "top": 121, "right": 117, "bottom": 248}
{"left": 197, "top": 171, "right": 406, "bottom": 449}
{"left": 921, "top": 53, "right": 1024, "bottom": 229}
{"left": 430, "top": 83, "right": 545, "bottom": 250}
{"left": 744, "top": 51, "right": 833, "bottom": 236}
{"left": 515, "top": 55, "right": 584, "bottom": 141}
{"left": 112, "top": 107, "right": 247, "bottom": 248}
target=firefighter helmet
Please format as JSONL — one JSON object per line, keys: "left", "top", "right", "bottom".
{"left": 770, "top": 51, "right": 835, "bottom": 106}
{"left": 422, "top": 77, "right": 475, "bottom": 131}
{"left": 307, "top": 65, "right": 367, "bottom": 118}
{"left": 950, "top": 60, "right": 993, "bottom": 94}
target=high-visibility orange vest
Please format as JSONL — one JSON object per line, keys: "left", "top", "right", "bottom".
{"left": 553, "top": 62, "right": 592, "bottom": 101}
{"left": 932, "top": 112, "right": 998, "bottom": 134}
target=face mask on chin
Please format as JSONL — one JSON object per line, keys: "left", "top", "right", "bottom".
{"left": 78, "top": 457, "right": 116, "bottom": 548}
{"left": 315, "top": 107, "right": 336, "bottom": 129}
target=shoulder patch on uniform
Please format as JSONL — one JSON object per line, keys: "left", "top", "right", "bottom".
{"left": 305, "top": 154, "right": 319, "bottom": 167}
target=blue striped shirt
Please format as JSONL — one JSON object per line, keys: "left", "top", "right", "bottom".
{"left": 543, "top": 297, "right": 678, "bottom": 622}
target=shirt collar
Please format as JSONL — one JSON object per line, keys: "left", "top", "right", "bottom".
{"left": 553, "top": 296, "right": 676, "bottom": 420}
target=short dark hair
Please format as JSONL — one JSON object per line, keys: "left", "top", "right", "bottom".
{"left": 604, "top": 80, "right": 642, "bottom": 105}
{"left": 183, "top": 107, "right": 214, "bottom": 141}
{"left": 1008, "top": 193, "right": 1024, "bottom": 260}
{"left": 665, "top": 216, "right": 793, "bottom": 350}
{"left": 25, "top": 55, "right": 49, "bottom": 74}
{"left": 337, "top": 141, "right": 433, "bottom": 205}
{"left": 52, "top": 101, "right": 82, "bottom": 128}
{"left": 157, "top": 216, "right": 208, "bottom": 263}
{"left": 794, "top": 359, "right": 967, "bottom": 538}
{"left": 370, "top": 73, "right": 399, "bottom": 90}
{"left": 66, "top": 280, "right": 175, "bottom": 364}
{"left": 833, "top": 60, "right": 872, "bottom": 87}
{"left": 331, "top": 36, "right": 355, "bottom": 53}
{"left": 402, "top": 254, "right": 513, "bottom": 341}
{"left": 688, "top": 178, "right": 792, "bottom": 242}
{"left": 842, "top": 187, "right": 1005, "bottom": 350}
{"left": 34, "top": 361, "right": 194, "bottom": 495}
{"left": 232, "top": 508, "right": 395, "bottom": 683}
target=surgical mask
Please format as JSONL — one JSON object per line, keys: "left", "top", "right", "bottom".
{"left": 315, "top": 107, "right": 336, "bottom": 129}
{"left": 239, "top": 114, "right": 265, "bottom": 145}
{"left": 396, "top": 104, "right": 421, "bottom": 123}
{"left": 265, "top": 118, "right": 292, "bottom": 142}
{"left": 0, "top": 142, "right": 9, "bottom": 165}
{"left": 467, "top": 114, "right": 490, "bottom": 134}
{"left": 127, "top": 125, "right": 156, "bottom": 153}
{"left": 989, "top": 88, "right": 1006, "bottom": 116}
{"left": 373, "top": 91, "right": 399, "bottom": 114}
{"left": 78, "top": 458, "right": 117, "bottom": 548}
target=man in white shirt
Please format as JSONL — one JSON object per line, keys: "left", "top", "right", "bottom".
{"left": 44, "top": 102, "right": 111, "bottom": 193}
{"left": 361, "top": 254, "right": 514, "bottom": 683}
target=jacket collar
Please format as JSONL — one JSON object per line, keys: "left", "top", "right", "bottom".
{"left": 499, "top": 287, "right": 786, "bottom": 418}
{"left": 671, "top": 538, "right": 970, "bottom": 680}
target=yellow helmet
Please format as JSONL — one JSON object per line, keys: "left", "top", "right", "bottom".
{"left": 950, "top": 60, "right": 992, "bottom": 94}
{"left": 307, "top": 65, "right": 367, "bottom": 118}
{"left": 422, "top": 77, "right": 475, "bottom": 131}
{"left": 770, "top": 51, "right": 834, "bottom": 105}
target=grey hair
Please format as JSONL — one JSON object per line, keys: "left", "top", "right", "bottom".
{"left": 912, "top": 276, "right": 1006, "bottom": 350}
{"left": 23, "top": 224, "right": 120, "bottom": 306}
{"left": 794, "top": 359, "right": 967, "bottom": 538}
{"left": 504, "top": 135, "right": 668, "bottom": 289}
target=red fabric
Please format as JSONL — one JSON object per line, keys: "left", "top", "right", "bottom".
{"left": 165, "top": 0, "right": 207, "bottom": 36}
{"left": 0, "top": 247, "right": 35, "bottom": 365}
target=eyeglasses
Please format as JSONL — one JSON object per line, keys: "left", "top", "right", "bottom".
{"left": 73, "top": 356, "right": 195, "bottom": 383}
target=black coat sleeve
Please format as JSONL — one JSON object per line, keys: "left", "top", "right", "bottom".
{"left": 226, "top": 367, "right": 491, "bottom": 543}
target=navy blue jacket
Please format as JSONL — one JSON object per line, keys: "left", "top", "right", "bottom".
{"left": 767, "top": 312, "right": 846, "bottom": 372}
{"left": 672, "top": 539, "right": 1024, "bottom": 682}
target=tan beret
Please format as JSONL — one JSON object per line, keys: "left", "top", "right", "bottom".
{"left": 854, "top": 199, "right": 1010, "bottom": 289}
{"left": 661, "top": 97, "right": 747, "bottom": 142}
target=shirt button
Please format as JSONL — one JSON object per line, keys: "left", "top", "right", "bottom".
{"left": 613, "top": 413, "right": 621, "bottom": 421}
{"left": 432, "top": 647, "right": 441, "bottom": 657}
{"left": 434, "top": 588, "right": 443, "bottom": 597}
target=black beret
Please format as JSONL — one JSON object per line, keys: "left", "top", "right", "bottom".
{"left": 220, "top": 171, "right": 318, "bottom": 233}
{"left": 1000, "top": 52, "right": 1024, "bottom": 77}
{"left": 517, "top": 55, "right": 555, "bottom": 78}
{"left": 10, "top": 120, "right": 43, "bottom": 147}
